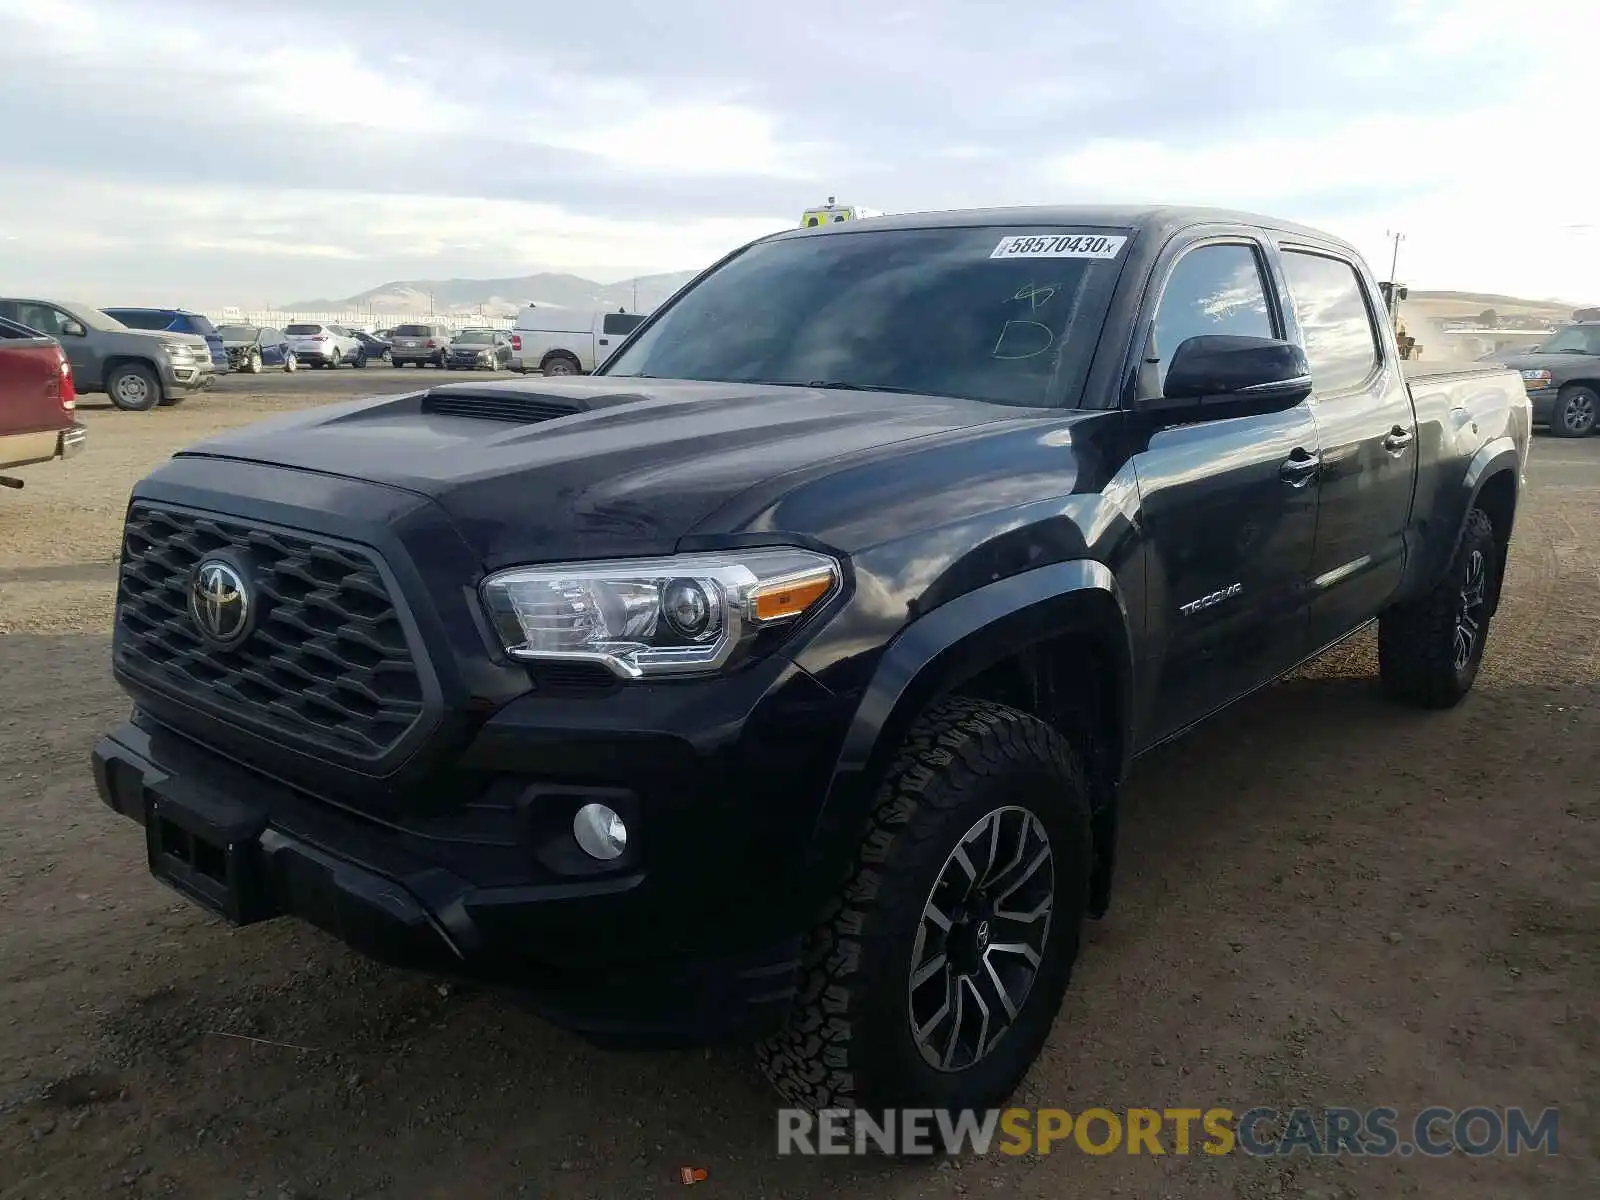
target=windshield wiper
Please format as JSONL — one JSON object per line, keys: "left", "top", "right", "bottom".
{"left": 804, "top": 380, "right": 932, "bottom": 395}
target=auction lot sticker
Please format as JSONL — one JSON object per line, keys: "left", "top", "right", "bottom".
{"left": 991, "top": 234, "right": 1127, "bottom": 259}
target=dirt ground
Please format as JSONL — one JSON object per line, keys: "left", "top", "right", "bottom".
{"left": 1, "top": 373, "right": 1595, "bottom": 1199}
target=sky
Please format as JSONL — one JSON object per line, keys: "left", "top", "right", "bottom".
{"left": 1, "top": 0, "right": 1596, "bottom": 308}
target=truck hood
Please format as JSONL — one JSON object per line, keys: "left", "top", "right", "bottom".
{"left": 1494, "top": 352, "right": 1594, "bottom": 371}
{"left": 177, "top": 377, "right": 1016, "bottom": 566}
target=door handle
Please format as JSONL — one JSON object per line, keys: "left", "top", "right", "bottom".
{"left": 1383, "top": 425, "right": 1414, "bottom": 453}
{"left": 1279, "top": 449, "right": 1320, "bottom": 488}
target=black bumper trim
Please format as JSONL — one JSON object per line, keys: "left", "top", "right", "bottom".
{"left": 91, "top": 722, "right": 804, "bottom": 1042}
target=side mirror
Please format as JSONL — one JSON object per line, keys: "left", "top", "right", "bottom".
{"left": 60, "top": 319, "right": 86, "bottom": 337}
{"left": 1143, "top": 335, "right": 1313, "bottom": 421}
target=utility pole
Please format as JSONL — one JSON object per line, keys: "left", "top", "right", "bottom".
{"left": 632, "top": 279, "right": 638, "bottom": 312}
{"left": 1384, "top": 230, "right": 1405, "bottom": 314}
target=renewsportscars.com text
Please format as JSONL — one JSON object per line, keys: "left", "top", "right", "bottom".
{"left": 777, "top": 1106, "right": 1561, "bottom": 1157}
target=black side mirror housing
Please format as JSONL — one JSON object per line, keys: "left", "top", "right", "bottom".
{"left": 1142, "top": 335, "right": 1313, "bottom": 421}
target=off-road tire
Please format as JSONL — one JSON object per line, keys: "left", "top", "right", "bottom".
{"left": 758, "top": 698, "right": 1091, "bottom": 1119}
{"left": 1378, "top": 507, "right": 1499, "bottom": 709}
{"left": 1550, "top": 384, "right": 1598, "bottom": 438}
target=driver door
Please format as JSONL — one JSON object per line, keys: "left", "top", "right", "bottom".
{"left": 2, "top": 301, "right": 102, "bottom": 389}
{"left": 1128, "top": 235, "right": 1322, "bottom": 746}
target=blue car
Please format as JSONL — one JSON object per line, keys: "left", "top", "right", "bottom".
{"left": 102, "top": 307, "right": 230, "bottom": 372}
{"left": 214, "top": 323, "right": 299, "bottom": 373}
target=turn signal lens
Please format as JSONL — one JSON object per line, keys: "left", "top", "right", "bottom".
{"left": 750, "top": 571, "right": 835, "bottom": 623}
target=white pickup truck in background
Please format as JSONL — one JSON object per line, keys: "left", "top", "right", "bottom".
{"left": 508, "top": 307, "right": 647, "bottom": 376}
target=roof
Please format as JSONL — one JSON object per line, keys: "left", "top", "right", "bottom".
{"left": 771, "top": 204, "right": 1353, "bottom": 252}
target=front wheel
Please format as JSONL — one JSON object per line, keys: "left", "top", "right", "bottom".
{"left": 1550, "top": 384, "right": 1598, "bottom": 438}
{"left": 759, "top": 699, "right": 1090, "bottom": 1119}
{"left": 283, "top": 353, "right": 298, "bottom": 373}
{"left": 353, "top": 351, "right": 367, "bottom": 368}
{"left": 1379, "top": 507, "right": 1500, "bottom": 708}
{"left": 107, "top": 362, "right": 161, "bottom": 411}
{"left": 243, "top": 350, "right": 262, "bottom": 374}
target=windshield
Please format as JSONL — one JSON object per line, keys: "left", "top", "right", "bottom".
{"left": 217, "top": 325, "right": 258, "bottom": 340}
{"left": 455, "top": 330, "right": 495, "bottom": 344}
{"left": 284, "top": 323, "right": 322, "bottom": 335}
{"left": 1531, "top": 325, "right": 1600, "bottom": 355}
{"left": 602, "top": 225, "right": 1131, "bottom": 406}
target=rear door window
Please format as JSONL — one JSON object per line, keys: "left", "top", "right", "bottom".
{"left": 1279, "top": 251, "right": 1382, "bottom": 393}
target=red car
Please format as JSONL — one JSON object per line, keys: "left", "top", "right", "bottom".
{"left": 0, "top": 314, "right": 85, "bottom": 489}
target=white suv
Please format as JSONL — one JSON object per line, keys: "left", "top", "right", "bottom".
{"left": 284, "top": 322, "right": 365, "bottom": 369}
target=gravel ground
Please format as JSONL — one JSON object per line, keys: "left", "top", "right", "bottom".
{"left": 1, "top": 372, "right": 1596, "bottom": 1199}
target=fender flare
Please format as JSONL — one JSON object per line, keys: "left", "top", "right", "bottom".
{"left": 801, "top": 560, "right": 1135, "bottom": 903}
{"left": 1429, "top": 436, "right": 1521, "bottom": 589}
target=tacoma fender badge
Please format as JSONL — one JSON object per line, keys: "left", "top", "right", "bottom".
{"left": 1179, "top": 582, "right": 1243, "bottom": 616}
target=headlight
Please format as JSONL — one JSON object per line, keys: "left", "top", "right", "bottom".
{"left": 1519, "top": 368, "right": 1551, "bottom": 387}
{"left": 481, "top": 548, "right": 841, "bottom": 679}
{"left": 161, "top": 342, "right": 195, "bottom": 358}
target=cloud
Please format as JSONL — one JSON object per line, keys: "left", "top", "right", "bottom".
{"left": 0, "top": 0, "right": 1594, "bottom": 305}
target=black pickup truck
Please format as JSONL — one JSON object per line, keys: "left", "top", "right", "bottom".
{"left": 93, "top": 205, "right": 1529, "bottom": 1117}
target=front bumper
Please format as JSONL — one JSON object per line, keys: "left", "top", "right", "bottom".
{"left": 1526, "top": 386, "right": 1558, "bottom": 425}
{"left": 93, "top": 709, "right": 820, "bottom": 1041}
{"left": 162, "top": 360, "right": 216, "bottom": 391}
{"left": 447, "top": 353, "right": 497, "bottom": 369}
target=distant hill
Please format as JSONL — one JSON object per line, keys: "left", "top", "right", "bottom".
{"left": 286, "top": 270, "right": 701, "bottom": 317}
{"left": 1405, "top": 290, "right": 1588, "bottom": 320}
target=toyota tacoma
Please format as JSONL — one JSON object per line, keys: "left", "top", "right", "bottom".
{"left": 93, "top": 206, "right": 1529, "bottom": 1116}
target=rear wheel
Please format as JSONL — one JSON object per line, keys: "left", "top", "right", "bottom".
{"left": 107, "top": 362, "right": 160, "bottom": 411}
{"left": 1379, "top": 507, "right": 1499, "bottom": 709}
{"left": 353, "top": 351, "right": 367, "bottom": 368}
{"left": 542, "top": 354, "right": 578, "bottom": 377}
{"left": 759, "top": 698, "right": 1090, "bottom": 1120}
{"left": 1550, "top": 384, "right": 1597, "bottom": 437}
{"left": 284, "top": 353, "right": 298, "bottom": 373}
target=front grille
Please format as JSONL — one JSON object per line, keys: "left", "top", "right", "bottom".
{"left": 116, "top": 504, "right": 426, "bottom": 763}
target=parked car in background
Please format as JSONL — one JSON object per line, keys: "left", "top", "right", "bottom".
{"left": 284, "top": 322, "right": 365, "bottom": 369}
{"left": 509, "top": 307, "right": 645, "bottom": 375}
{"left": 1488, "top": 319, "right": 1600, "bottom": 437}
{"left": 445, "top": 328, "right": 512, "bottom": 370}
{"left": 0, "top": 297, "right": 214, "bottom": 410}
{"left": 389, "top": 323, "right": 453, "bottom": 367}
{"left": 351, "top": 330, "right": 391, "bottom": 363}
{"left": 0, "top": 314, "right": 84, "bottom": 488}
{"left": 102, "top": 307, "right": 230, "bottom": 373}
{"left": 216, "top": 324, "right": 299, "bottom": 374}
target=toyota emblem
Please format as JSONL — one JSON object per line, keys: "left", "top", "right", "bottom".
{"left": 189, "top": 560, "right": 253, "bottom": 648}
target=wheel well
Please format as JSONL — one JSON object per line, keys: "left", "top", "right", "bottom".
{"left": 1473, "top": 469, "right": 1517, "bottom": 594}
{"left": 946, "top": 632, "right": 1123, "bottom": 808}
{"left": 1555, "top": 377, "right": 1600, "bottom": 395}
{"left": 102, "top": 356, "right": 159, "bottom": 382}
{"left": 541, "top": 349, "right": 580, "bottom": 367}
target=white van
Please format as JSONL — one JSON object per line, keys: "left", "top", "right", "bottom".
{"left": 509, "top": 306, "right": 647, "bottom": 376}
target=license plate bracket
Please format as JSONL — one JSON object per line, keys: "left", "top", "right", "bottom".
{"left": 144, "top": 788, "right": 275, "bottom": 925}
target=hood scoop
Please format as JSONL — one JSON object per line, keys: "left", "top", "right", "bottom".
{"left": 419, "top": 381, "right": 659, "bottom": 424}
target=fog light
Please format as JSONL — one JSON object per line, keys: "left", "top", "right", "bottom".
{"left": 573, "top": 802, "right": 628, "bottom": 861}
